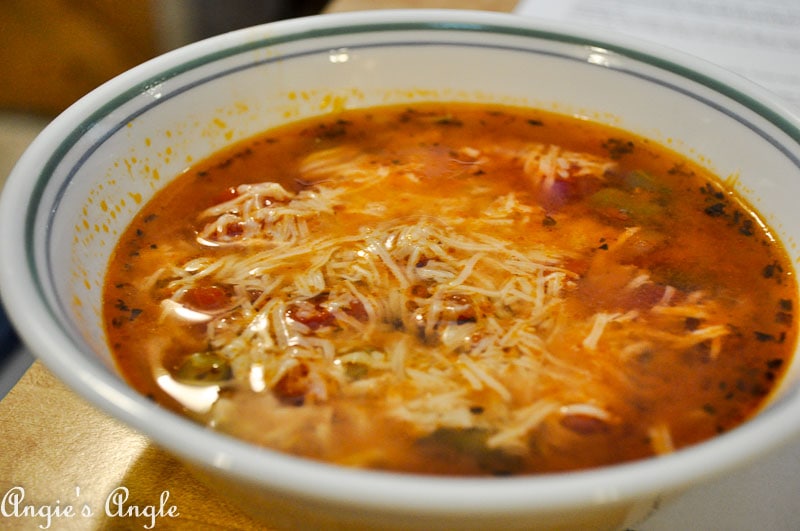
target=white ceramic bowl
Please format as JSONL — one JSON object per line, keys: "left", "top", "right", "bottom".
{"left": 2, "top": 10, "right": 800, "bottom": 531}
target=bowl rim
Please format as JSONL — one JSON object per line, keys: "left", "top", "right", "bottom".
{"left": 2, "top": 8, "right": 800, "bottom": 515}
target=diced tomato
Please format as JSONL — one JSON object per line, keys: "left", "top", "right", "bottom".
{"left": 273, "top": 363, "right": 311, "bottom": 406}
{"left": 344, "top": 299, "right": 369, "bottom": 322}
{"left": 442, "top": 294, "right": 477, "bottom": 323}
{"left": 224, "top": 221, "right": 245, "bottom": 237}
{"left": 627, "top": 283, "right": 667, "bottom": 310}
{"left": 286, "top": 300, "right": 336, "bottom": 330}
{"left": 539, "top": 177, "right": 603, "bottom": 210}
{"left": 184, "top": 285, "right": 229, "bottom": 311}
{"left": 410, "top": 283, "right": 431, "bottom": 298}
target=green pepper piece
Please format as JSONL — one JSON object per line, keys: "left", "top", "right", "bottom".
{"left": 590, "top": 187, "right": 663, "bottom": 219}
{"left": 174, "top": 351, "right": 232, "bottom": 385}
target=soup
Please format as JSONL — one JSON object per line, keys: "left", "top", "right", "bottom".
{"left": 104, "top": 103, "right": 797, "bottom": 476}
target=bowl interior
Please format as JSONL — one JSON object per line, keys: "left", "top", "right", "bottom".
{"left": 4, "top": 10, "right": 800, "bottom": 513}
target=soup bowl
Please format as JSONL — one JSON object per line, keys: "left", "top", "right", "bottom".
{"left": 1, "top": 9, "right": 800, "bottom": 530}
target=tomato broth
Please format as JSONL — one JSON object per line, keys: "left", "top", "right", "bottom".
{"left": 104, "top": 103, "right": 797, "bottom": 476}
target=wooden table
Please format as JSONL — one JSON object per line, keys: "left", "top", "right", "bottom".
{"left": 0, "top": 1, "right": 518, "bottom": 530}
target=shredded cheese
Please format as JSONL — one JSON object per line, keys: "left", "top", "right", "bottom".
{"left": 149, "top": 138, "right": 735, "bottom": 458}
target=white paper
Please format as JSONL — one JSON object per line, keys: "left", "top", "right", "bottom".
{"left": 514, "top": 0, "right": 800, "bottom": 111}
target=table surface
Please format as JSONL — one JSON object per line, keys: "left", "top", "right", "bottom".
{"left": 3, "top": 1, "right": 800, "bottom": 530}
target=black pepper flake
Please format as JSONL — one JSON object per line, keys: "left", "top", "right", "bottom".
{"left": 602, "top": 138, "right": 635, "bottom": 160}
{"left": 144, "top": 213, "right": 157, "bottom": 223}
{"left": 700, "top": 182, "right": 725, "bottom": 199}
{"left": 598, "top": 243, "right": 609, "bottom": 250}
{"left": 315, "top": 120, "right": 351, "bottom": 140}
{"left": 767, "top": 358, "right": 784, "bottom": 370}
{"left": 114, "top": 299, "right": 143, "bottom": 322}
{"left": 527, "top": 119, "right": 544, "bottom": 126}
{"left": 702, "top": 404, "right": 716, "bottom": 415}
{"left": 739, "top": 218, "right": 755, "bottom": 236}
{"left": 763, "top": 262, "right": 783, "bottom": 279}
{"left": 542, "top": 215, "right": 557, "bottom": 227}
{"left": 470, "top": 406, "right": 485, "bottom": 415}
{"left": 780, "top": 299, "right": 793, "bottom": 311}
{"left": 755, "top": 331, "right": 776, "bottom": 342}
{"left": 667, "top": 163, "right": 694, "bottom": 177}
{"left": 434, "top": 115, "right": 463, "bottom": 127}
{"left": 704, "top": 202, "right": 726, "bottom": 217}
{"left": 775, "top": 311, "right": 793, "bottom": 325}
